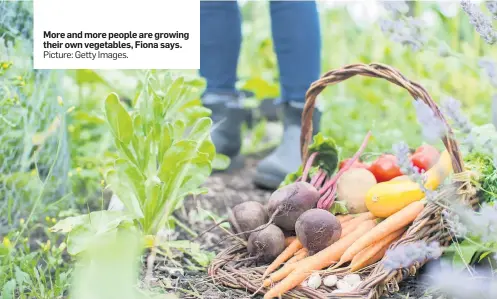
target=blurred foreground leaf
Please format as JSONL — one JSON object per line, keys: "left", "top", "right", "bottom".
{"left": 50, "top": 210, "right": 135, "bottom": 255}
{"left": 70, "top": 229, "right": 177, "bottom": 299}
{"left": 212, "top": 154, "right": 230, "bottom": 170}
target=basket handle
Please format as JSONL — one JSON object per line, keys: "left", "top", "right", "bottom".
{"left": 300, "top": 63, "right": 465, "bottom": 174}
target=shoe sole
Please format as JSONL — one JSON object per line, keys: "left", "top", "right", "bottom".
{"left": 252, "top": 171, "right": 282, "bottom": 190}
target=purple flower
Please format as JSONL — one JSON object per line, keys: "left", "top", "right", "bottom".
{"left": 425, "top": 265, "right": 497, "bottom": 299}
{"left": 392, "top": 142, "right": 439, "bottom": 201}
{"left": 445, "top": 202, "right": 497, "bottom": 244}
{"left": 412, "top": 99, "right": 446, "bottom": 142}
{"left": 382, "top": 0, "right": 409, "bottom": 15}
{"left": 442, "top": 209, "right": 469, "bottom": 238}
{"left": 461, "top": 0, "right": 497, "bottom": 45}
{"left": 392, "top": 142, "right": 423, "bottom": 179}
{"left": 441, "top": 97, "right": 473, "bottom": 137}
{"left": 379, "top": 5, "right": 427, "bottom": 53}
{"left": 486, "top": 1, "right": 497, "bottom": 19}
{"left": 479, "top": 58, "right": 497, "bottom": 88}
{"left": 382, "top": 241, "right": 443, "bottom": 271}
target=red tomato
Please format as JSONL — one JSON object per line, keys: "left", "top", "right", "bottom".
{"left": 414, "top": 144, "right": 439, "bottom": 155}
{"left": 410, "top": 145, "right": 440, "bottom": 172}
{"left": 339, "top": 158, "right": 369, "bottom": 170}
{"left": 368, "top": 154, "right": 403, "bottom": 182}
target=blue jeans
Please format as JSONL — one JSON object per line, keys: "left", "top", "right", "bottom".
{"left": 200, "top": 0, "right": 321, "bottom": 104}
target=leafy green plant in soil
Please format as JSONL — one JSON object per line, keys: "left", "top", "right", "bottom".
{"left": 1, "top": 224, "right": 71, "bottom": 299}
{"left": 50, "top": 72, "right": 220, "bottom": 274}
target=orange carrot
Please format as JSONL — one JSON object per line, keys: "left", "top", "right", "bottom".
{"left": 286, "top": 248, "right": 308, "bottom": 264}
{"left": 349, "top": 227, "right": 405, "bottom": 272}
{"left": 262, "top": 220, "right": 377, "bottom": 297}
{"left": 340, "top": 212, "right": 375, "bottom": 230}
{"left": 262, "top": 239, "right": 302, "bottom": 278}
{"left": 339, "top": 213, "right": 376, "bottom": 238}
{"left": 336, "top": 201, "right": 424, "bottom": 268}
{"left": 262, "top": 261, "right": 298, "bottom": 287}
{"left": 340, "top": 222, "right": 359, "bottom": 238}
{"left": 284, "top": 236, "right": 296, "bottom": 247}
{"left": 351, "top": 241, "right": 390, "bottom": 272}
{"left": 293, "top": 247, "right": 306, "bottom": 256}
{"left": 336, "top": 214, "right": 353, "bottom": 224}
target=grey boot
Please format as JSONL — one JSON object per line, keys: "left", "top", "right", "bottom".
{"left": 203, "top": 93, "right": 249, "bottom": 170}
{"left": 253, "top": 102, "right": 321, "bottom": 189}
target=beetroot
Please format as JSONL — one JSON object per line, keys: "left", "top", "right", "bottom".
{"left": 267, "top": 181, "right": 320, "bottom": 231}
{"left": 295, "top": 209, "right": 341, "bottom": 255}
{"left": 282, "top": 132, "right": 372, "bottom": 212}
{"left": 195, "top": 201, "right": 268, "bottom": 241}
{"left": 220, "top": 182, "right": 319, "bottom": 241}
{"left": 228, "top": 201, "right": 268, "bottom": 240}
{"left": 247, "top": 224, "right": 285, "bottom": 263}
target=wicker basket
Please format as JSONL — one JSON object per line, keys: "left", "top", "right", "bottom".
{"left": 208, "top": 63, "right": 480, "bottom": 299}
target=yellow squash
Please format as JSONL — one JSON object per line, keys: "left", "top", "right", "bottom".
{"left": 365, "top": 150, "right": 453, "bottom": 218}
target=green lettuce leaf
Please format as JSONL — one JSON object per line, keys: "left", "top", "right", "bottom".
{"left": 308, "top": 133, "right": 339, "bottom": 175}
{"left": 329, "top": 200, "right": 349, "bottom": 215}
{"left": 279, "top": 133, "right": 339, "bottom": 187}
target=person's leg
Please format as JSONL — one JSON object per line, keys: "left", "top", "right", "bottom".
{"left": 254, "top": 0, "right": 322, "bottom": 189}
{"left": 269, "top": 1, "right": 321, "bottom": 106}
{"left": 200, "top": 1, "right": 247, "bottom": 160}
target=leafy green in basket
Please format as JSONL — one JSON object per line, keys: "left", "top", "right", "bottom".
{"left": 280, "top": 131, "right": 372, "bottom": 213}
{"left": 280, "top": 133, "right": 339, "bottom": 187}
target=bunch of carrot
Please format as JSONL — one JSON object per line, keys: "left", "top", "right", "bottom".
{"left": 260, "top": 201, "right": 425, "bottom": 299}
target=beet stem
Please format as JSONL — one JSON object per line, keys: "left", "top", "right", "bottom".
{"left": 193, "top": 219, "right": 229, "bottom": 240}
{"left": 227, "top": 208, "right": 244, "bottom": 237}
{"left": 218, "top": 207, "right": 281, "bottom": 242}
{"left": 302, "top": 152, "right": 318, "bottom": 182}
{"left": 327, "top": 185, "right": 338, "bottom": 209}
{"left": 319, "top": 183, "right": 338, "bottom": 210}
{"left": 314, "top": 170, "right": 327, "bottom": 189}
{"left": 310, "top": 172, "right": 319, "bottom": 186}
{"left": 317, "top": 186, "right": 332, "bottom": 209}
{"left": 319, "top": 131, "right": 372, "bottom": 195}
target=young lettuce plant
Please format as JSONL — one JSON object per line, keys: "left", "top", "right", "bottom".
{"left": 51, "top": 72, "right": 221, "bottom": 259}
{"left": 104, "top": 73, "right": 216, "bottom": 235}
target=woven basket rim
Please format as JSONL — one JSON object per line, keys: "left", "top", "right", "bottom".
{"left": 300, "top": 63, "right": 465, "bottom": 175}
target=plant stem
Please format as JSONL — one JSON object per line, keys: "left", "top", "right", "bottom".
{"left": 14, "top": 114, "right": 64, "bottom": 247}
{"left": 170, "top": 215, "right": 198, "bottom": 238}
{"left": 317, "top": 187, "right": 332, "bottom": 209}
{"left": 319, "top": 131, "right": 372, "bottom": 195}
{"left": 314, "top": 170, "right": 327, "bottom": 189}
{"left": 310, "top": 171, "right": 319, "bottom": 186}
{"left": 302, "top": 152, "right": 318, "bottom": 183}
{"left": 322, "top": 184, "right": 338, "bottom": 211}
